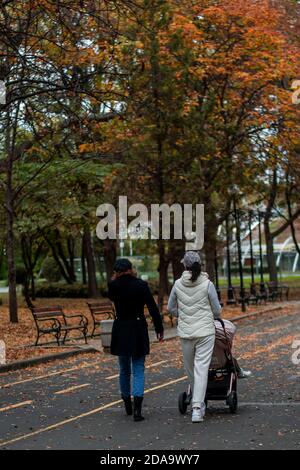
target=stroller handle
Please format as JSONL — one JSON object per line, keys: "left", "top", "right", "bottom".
{"left": 216, "top": 318, "right": 225, "bottom": 329}
{"left": 215, "top": 318, "right": 237, "bottom": 375}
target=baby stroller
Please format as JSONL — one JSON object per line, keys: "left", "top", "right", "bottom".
{"left": 178, "top": 318, "right": 238, "bottom": 415}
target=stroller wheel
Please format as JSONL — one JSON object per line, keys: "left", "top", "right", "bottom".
{"left": 178, "top": 392, "right": 188, "bottom": 415}
{"left": 227, "top": 391, "right": 238, "bottom": 413}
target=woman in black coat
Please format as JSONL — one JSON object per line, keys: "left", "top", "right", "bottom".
{"left": 108, "top": 258, "right": 164, "bottom": 421}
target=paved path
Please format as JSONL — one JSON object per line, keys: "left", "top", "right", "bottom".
{"left": 0, "top": 310, "right": 299, "bottom": 450}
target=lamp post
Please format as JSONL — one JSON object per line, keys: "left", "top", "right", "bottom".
{"left": 214, "top": 249, "right": 223, "bottom": 306}
{"left": 233, "top": 198, "right": 246, "bottom": 312}
{"left": 248, "top": 210, "right": 257, "bottom": 301}
{"left": 248, "top": 211, "right": 255, "bottom": 284}
{"left": 225, "top": 213, "right": 236, "bottom": 305}
{"left": 258, "top": 211, "right": 267, "bottom": 299}
{"left": 120, "top": 240, "right": 124, "bottom": 257}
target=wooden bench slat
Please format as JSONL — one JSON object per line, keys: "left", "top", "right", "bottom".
{"left": 88, "top": 304, "right": 112, "bottom": 308}
{"left": 33, "top": 312, "right": 63, "bottom": 319}
{"left": 32, "top": 306, "right": 62, "bottom": 312}
{"left": 90, "top": 307, "right": 111, "bottom": 310}
{"left": 89, "top": 308, "right": 112, "bottom": 314}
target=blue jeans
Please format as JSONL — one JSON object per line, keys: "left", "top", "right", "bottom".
{"left": 118, "top": 356, "right": 145, "bottom": 398}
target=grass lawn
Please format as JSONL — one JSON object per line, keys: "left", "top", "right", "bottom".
{"left": 217, "top": 275, "right": 300, "bottom": 288}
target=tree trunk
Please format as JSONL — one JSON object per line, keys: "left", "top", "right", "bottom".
{"left": 286, "top": 180, "right": 300, "bottom": 256}
{"left": 103, "top": 239, "right": 117, "bottom": 283}
{"left": 264, "top": 219, "right": 278, "bottom": 283}
{"left": 264, "top": 169, "right": 278, "bottom": 284}
{"left": 157, "top": 240, "right": 169, "bottom": 312}
{"left": 20, "top": 235, "right": 43, "bottom": 302}
{"left": 81, "top": 233, "right": 87, "bottom": 284}
{"left": 203, "top": 200, "right": 218, "bottom": 282}
{"left": 20, "top": 235, "right": 34, "bottom": 305}
{"left": 5, "top": 129, "right": 18, "bottom": 322}
{"left": 204, "top": 236, "right": 217, "bottom": 282}
{"left": 66, "top": 236, "right": 76, "bottom": 282}
{"left": 56, "top": 237, "right": 76, "bottom": 282}
{"left": 6, "top": 196, "right": 18, "bottom": 322}
{"left": 30, "top": 274, "right": 36, "bottom": 301}
{"left": 23, "top": 274, "right": 34, "bottom": 309}
{"left": 83, "top": 227, "right": 99, "bottom": 297}
{"left": 43, "top": 233, "right": 73, "bottom": 284}
{"left": 169, "top": 239, "right": 185, "bottom": 281}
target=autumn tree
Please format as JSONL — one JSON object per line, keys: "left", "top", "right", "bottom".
{"left": 0, "top": 0, "right": 136, "bottom": 320}
{"left": 98, "top": 0, "right": 300, "bottom": 300}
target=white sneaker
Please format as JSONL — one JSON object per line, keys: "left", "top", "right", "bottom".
{"left": 238, "top": 368, "right": 252, "bottom": 379}
{"left": 192, "top": 407, "right": 204, "bottom": 423}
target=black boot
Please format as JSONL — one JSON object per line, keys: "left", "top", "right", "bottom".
{"left": 133, "top": 396, "right": 145, "bottom": 422}
{"left": 122, "top": 396, "right": 133, "bottom": 416}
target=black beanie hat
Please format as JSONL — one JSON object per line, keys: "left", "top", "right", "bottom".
{"left": 113, "top": 258, "right": 132, "bottom": 273}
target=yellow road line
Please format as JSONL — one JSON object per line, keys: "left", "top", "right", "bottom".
{"left": 105, "top": 360, "right": 168, "bottom": 380}
{"left": 147, "top": 359, "right": 168, "bottom": 368}
{"left": 0, "top": 376, "right": 187, "bottom": 448}
{"left": 54, "top": 383, "right": 90, "bottom": 395}
{"left": 0, "top": 361, "right": 101, "bottom": 389}
{"left": 145, "top": 376, "right": 187, "bottom": 393}
{"left": 1, "top": 358, "right": 169, "bottom": 389}
{"left": 0, "top": 401, "right": 33, "bottom": 413}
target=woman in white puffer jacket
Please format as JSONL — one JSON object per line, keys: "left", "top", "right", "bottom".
{"left": 167, "top": 251, "right": 221, "bottom": 423}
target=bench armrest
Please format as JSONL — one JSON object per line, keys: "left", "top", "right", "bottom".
{"left": 91, "top": 310, "right": 115, "bottom": 319}
{"left": 36, "top": 317, "right": 61, "bottom": 330}
{"left": 64, "top": 313, "right": 88, "bottom": 326}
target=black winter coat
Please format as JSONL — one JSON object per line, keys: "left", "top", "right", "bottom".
{"left": 108, "top": 274, "right": 164, "bottom": 358}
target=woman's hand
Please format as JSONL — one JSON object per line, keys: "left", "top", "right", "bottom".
{"left": 157, "top": 332, "right": 164, "bottom": 342}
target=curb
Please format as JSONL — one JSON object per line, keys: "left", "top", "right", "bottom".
{"left": 0, "top": 347, "right": 95, "bottom": 373}
{"left": 230, "top": 305, "right": 283, "bottom": 323}
{"left": 0, "top": 304, "right": 287, "bottom": 373}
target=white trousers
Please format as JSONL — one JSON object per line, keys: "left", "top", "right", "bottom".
{"left": 180, "top": 334, "right": 215, "bottom": 408}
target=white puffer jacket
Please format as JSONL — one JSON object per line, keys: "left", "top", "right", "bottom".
{"left": 172, "top": 271, "right": 215, "bottom": 339}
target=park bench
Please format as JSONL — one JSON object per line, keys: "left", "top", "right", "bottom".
{"left": 266, "top": 281, "right": 280, "bottom": 301}
{"left": 87, "top": 301, "right": 115, "bottom": 338}
{"left": 232, "top": 284, "right": 268, "bottom": 306}
{"left": 278, "top": 284, "right": 289, "bottom": 301}
{"left": 248, "top": 283, "right": 268, "bottom": 305}
{"left": 245, "top": 283, "right": 260, "bottom": 305}
{"left": 267, "top": 282, "right": 289, "bottom": 301}
{"left": 231, "top": 286, "right": 248, "bottom": 306}
{"left": 30, "top": 306, "right": 88, "bottom": 346}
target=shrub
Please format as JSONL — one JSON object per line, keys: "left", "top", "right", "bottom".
{"left": 40, "top": 258, "right": 62, "bottom": 283}
{"left": 35, "top": 282, "right": 108, "bottom": 298}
